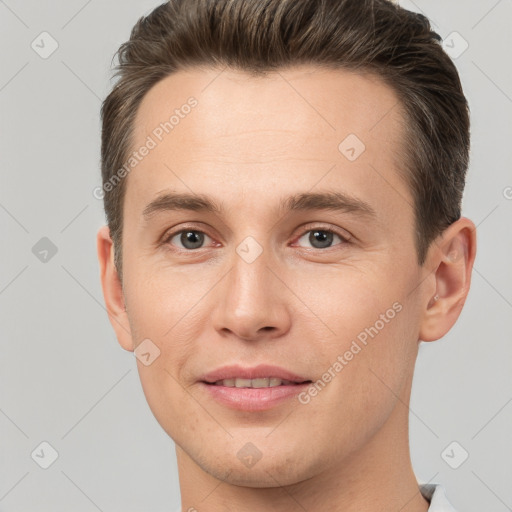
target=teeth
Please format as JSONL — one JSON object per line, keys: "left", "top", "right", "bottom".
{"left": 214, "top": 377, "right": 295, "bottom": 387}
{"left": 246, "top": 378, "right": 269, "bottom": 388}
{"left": 235, "top": 378, "right": 252, "bottom": 388}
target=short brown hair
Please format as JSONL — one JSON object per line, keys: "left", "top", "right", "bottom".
{"left": 100, "top": 0, "right": 470, "bottom": 281}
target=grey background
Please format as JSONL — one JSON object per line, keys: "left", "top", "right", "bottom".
{"left": 0, "top": 0, "right": 511, "bottom": 510}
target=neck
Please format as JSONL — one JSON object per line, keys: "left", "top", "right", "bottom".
{"left": 175, "top": 371, "right": 430, "bottom": 512}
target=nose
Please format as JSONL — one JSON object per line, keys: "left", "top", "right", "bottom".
{"left": 211, "top": 242, "right": 292, "bottom": 342}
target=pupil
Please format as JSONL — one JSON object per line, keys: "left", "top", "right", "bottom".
{"left": 310, "top": 230, "right": 333, "bottom": 248}
{"left": 181, "top": 231, "right": 204, "bottom": 249}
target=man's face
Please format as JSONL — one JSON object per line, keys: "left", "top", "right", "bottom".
{"left": 116, "top": 66, "right": 430, "bottom": 485}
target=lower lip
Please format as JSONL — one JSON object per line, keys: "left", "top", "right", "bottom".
{"left": 199, "top": 382, "right": 311, "bottom": 411}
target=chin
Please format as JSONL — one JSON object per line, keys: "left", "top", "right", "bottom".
{"left": 205, "top": 458, "right": 307, "bottom": 488}
{"left": 190, "top": 440, "right": 315, "bottom": 487}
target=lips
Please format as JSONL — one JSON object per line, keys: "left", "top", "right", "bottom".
{"left": 199, "top": 365, "right": 313, "bottom": 412}
{"left": 200, "top": 364, "right": 311, "bottom": 386}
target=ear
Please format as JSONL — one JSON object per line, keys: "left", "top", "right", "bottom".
{"left": 96, "top": 225, "right": 134, "bottom": 352}
{"left": 419, "top": 217, "right": 477, "bottom": 342}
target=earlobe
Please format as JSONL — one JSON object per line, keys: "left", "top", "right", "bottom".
{"left": 419, "top": 217, "right": 477, "bottom": 342}
{"left": 96, "top": 225, "right": 134, "bottom": 352}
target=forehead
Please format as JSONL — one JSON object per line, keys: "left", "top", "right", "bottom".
{"left": 133, "top": 65, "right": 404, "bottom": 152}
{"left": 126, "top": 65, "right": 411, "bottom": 223}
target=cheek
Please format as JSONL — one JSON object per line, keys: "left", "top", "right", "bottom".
{"left": 292, "top": 264, "right": 418, "bottom": 426}
{"left": 298, "top": 311, "right": 417, "bottom": 466}
{"left": 122, "top": 257, "right": 206, "bottom": 341}
{"left": 122, "top": 261, "right": 218, "bottom": 416}
{"left": 136, "top": 363, "right": 198, "bottom": 442}
{"left": 291, "top": 262, "right": 406, "bottom": 346}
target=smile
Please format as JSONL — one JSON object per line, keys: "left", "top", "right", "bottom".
{"left": 212, "top": 377, "right": 305, "bottom": 388}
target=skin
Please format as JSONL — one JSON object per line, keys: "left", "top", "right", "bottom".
{"left": 97, "top": 66, "right": 476, "bottom": 512}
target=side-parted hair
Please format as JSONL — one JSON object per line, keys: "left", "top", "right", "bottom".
{"left": 101, "top": 0, "right": 470, "bottom": 281}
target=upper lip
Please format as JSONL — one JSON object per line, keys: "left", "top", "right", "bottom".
{"left": 200, "top": 364, "right": 311, "bottom": 384}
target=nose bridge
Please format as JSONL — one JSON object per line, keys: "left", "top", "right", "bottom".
{"left": 232, "top": 236, "right": 271, "bottom": 307}
{"left": 211, "top": 235, "right": 291, "bottom": 340}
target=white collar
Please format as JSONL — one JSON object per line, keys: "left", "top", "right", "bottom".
{"left": 420, "top": 483, "right": 457, "bottom": 511}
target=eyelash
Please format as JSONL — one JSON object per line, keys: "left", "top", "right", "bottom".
{"left": 161, "top": 224, "right": 351, "bottom": 252}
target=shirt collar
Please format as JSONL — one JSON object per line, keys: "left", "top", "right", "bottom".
{"left": 420, "top": 483, "right": 457, "bottom": 511}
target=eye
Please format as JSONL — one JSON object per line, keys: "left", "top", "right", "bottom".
{"left": 295, "top": 228, "right": 348, "bottom": 249}
{"left": 167, "top": 229, "right": 213, "bottom": 250}
{"left": 163, "top": 226, "right": 349, "bottom": 252}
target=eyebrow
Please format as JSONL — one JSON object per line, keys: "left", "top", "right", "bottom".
{"left": 283, "top": 191, "right": 376, "bottom": 218}
{"left": 142, "top": 190, "right": 376, "bottom": 220}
